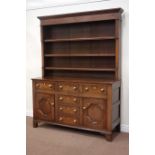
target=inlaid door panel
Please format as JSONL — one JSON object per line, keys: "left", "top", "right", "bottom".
{"left": 34, "top": 92, "right": 55, "bottom": 121}
{"left": 82, "top": 98, "right": 107, "bottom": 130}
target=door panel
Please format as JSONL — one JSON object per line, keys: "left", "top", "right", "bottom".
{"left": 82, "top": 98, "right": 106, "bottom": 130}
{"left": 34, "top": 92, "right": 54, "bottom": 121}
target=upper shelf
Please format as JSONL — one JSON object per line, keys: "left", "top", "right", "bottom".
{"left": 44, "top": 53, "right": 115, "bottom": 57}
{"left": 45, "top": 67, "right": 115, "bottom": 72}
{"left": 44, "top": 36, "right": 117, "bottom": 43}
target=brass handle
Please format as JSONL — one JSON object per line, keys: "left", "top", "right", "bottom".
{"left": 83, "top": 106, "right": 86, "bottom": 110}
{"left": 59, "top": 97, "right": 63, "bottom": 101}
{"left": 100, "top": 88, "right": 105, "bottom": 92}
{"left": 59, "top": 117, "right": 63, "bottom": 121}
{"left": 73, "top": 86, "right": 77, "bottom": 90}
{"left": 73, "top": 119, "right": 77, "bottom": 123}
{"left": 50, "top": 102, "right": 54, "bottom": 106}
{"left": 85, "top": 87, "right": 89, "bottom": 91}
{"left": 36, "top": 83, "right": 40, "bottom": 88}
{"left": 73, "top": 98, "right": 77, "bottom": 102}
{"left": 73, "top": 109, "right": 77, "bottom": 112}
{"left": 48, "top": 84, "right": 52, "bottom": 88}
{"left": 59, "top": 85, "right": 63, "bottom": 89}
{"left": 59, "top": 107, "right": 63, "bottom": 110}
{"left": 93, "top": 86, "right": 97, "bottom": 90}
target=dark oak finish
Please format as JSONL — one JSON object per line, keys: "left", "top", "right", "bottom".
{"left": 32, "top": 8, "right": 123, "bottom": 141}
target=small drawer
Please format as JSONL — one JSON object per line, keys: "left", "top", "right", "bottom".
{"left": 56, "top": 95, "right": 80, "bottom": 105}
{"left": 82, "top": 84, "right": 107, "bottom": 98}
{"left": 56, "top": 82, "right": 79, "bottom": 94}
{"left": 57, "top": 115, "right": 79, "bottom": 126}
{"left": 58, "top": 105, "right": 79, "bottom": 116}
{"left": 35, "top": 81, "right": 54, "bottom": 92}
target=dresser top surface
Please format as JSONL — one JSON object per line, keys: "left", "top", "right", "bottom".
{"left": 32, "top": 77, "right": 120, "bottom": 84}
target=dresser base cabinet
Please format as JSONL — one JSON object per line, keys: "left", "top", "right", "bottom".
{"left": 32, "top": 78, "right": 121, "bottom": 141}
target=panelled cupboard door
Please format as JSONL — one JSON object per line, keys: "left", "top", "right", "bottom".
{"left": 82, "top": 98, "right": 107, "bottom": 130}
{"left": 34, "top": 92, "right": 55, "bottom": 121}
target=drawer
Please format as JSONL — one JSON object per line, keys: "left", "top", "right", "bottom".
{"left": 56, "top": 82, "right": 79, "bottom": 94}
{"left": 35, "top": 81, "right": 54, "bottom": 92}
{"left": 56, "top": 95, "right": 80, "bottom": 106}
{"left": 57, "top": 105, "right": 79, "bottom": 116}
{"left": 57, "top": 115, "right": 79, "bottom": 126}
{"left": 82, "top": 84, "right": 107, "bottom": 98}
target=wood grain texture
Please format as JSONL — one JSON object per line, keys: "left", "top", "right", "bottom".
{"left": 38, "top": 8, "right": 123, "bottom": 25}
{"left": 32, "top": 8, "right": 123, "bottom": 141}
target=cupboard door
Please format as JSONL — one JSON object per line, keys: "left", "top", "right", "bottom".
{"left": 82, "top": 98, "right": 106, "bottom": 130}
{"left": 34, "top": 92, "right": 55, "bottom": 121}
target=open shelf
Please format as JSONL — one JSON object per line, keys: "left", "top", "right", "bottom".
{"left": 41, "top": 17, "right": 118, "bottom": 80}
{"left": 44, "top": 53, "right": 115, "bottom": 57}
{"left": 45, "top": 67, "right": 115, "bottom": 72}
{"left": 44, "top": 40, "right": 115, "bottom": 56}
{"left": 44, "top": 36, "right": 116, "bottom": 43}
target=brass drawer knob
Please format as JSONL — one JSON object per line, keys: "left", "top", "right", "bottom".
{"left": 50, "top": 102, "right": 54, "bottom": 106}
{"left": 100, "top": 88, "right": 105, "bottom": 92}
{"left": 73, "top": 119, "right": 77, "bottom": 123}
{"left": 85, "top": 87, "right": 89, "bottom": 91}
{"left": 36, "top": 83, "right": 40, "bottom": 88}
{"left": 73, "top": 86, "right": 77, "bottom": 90}
{"left": 83, "top": 106, "right": 86, "bottom": 110}
{"left": 93, "top": 86, "right": 97, "bottom": 90}
{"left": 48, "top": 84, "right": 52, "bottom": 88}
{"left": 73, "top": 109, "right": 77, "bottom": 112}
{"left": 59, "top": 107, "right": 63, "bottom": 110}
{"left": 59, "top": 85, "right": 63, "bottom": 89}
{"left": 73, "top": 98, "right": 77, "bottom": 102}
{"left": 59, "top": 97, "right": 63, "bottom": 101}
{"left": 59, "top": 117, "right": 63, "bottom": 121}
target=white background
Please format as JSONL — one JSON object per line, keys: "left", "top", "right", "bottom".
{"left": 0, "top": 0, "right": 155, "bottom": 155}
{"left": 26, "top": 0, "right": 129, "bottom": 132}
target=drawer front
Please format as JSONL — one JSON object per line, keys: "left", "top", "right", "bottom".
{"left": 82, "top": 84, "right": 107, "bottom": 98}
{"left": 56, "top": 82, "right": 79, "bottom": 94}
{"left": 82, "top": 98, "right": 107, "bottom": 130}
{"left": 57, "top": 105, "right": 79, "bottom": 116}
{"left": 35, "top": 81, "right": 54, "bottom": 92}
{"left": 56, "top": 95, "right": 80, "bottom": 106}
{"left": 57, "top": 115, "right": 79, "bottom": 126}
